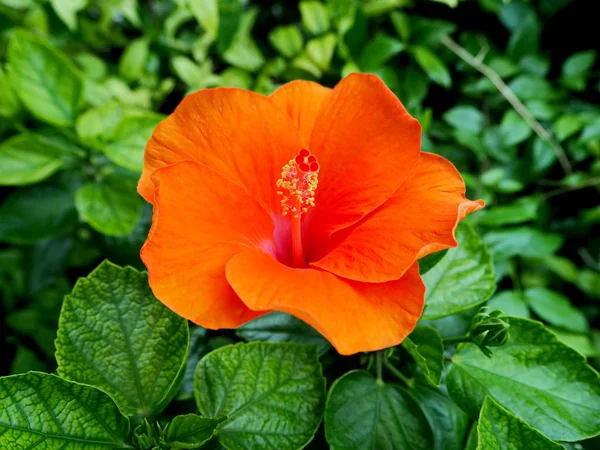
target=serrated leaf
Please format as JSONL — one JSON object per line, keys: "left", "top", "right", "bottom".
{"left": 410, "top": 387, "right": 470, "bottom": 450}
{"left": 402, "top": 326, "right": 443, "bottom": 387}
{"left": 75, "top": 175, "right": 142, "bottom": 237}
{"left": 447, "top": 317, "right": 600, "bottom": 442}
{"left": 7, "top": 29, "right": 83, "bottom": 126}
{"left": 166, "top": 414, "right": 226, "bottom": 449}
{"left": 56, "top": 260, "right": 189, "bottom": 417}
{"left": 0, "top": 184, "right": 78, "bottom": 244}
{"left": 0, "top": 133, "right": 66, "bottom": 185}
{"left": 237, "top": 312, "right": 330, "bottom": 356}
{"left": 324, "top": 371, "right": 434, "bottom": 450}
{"left": 103, "top": 112, "right": 164, "bottom": 173}
{"left": 477, "top": 397, "right": 565, "bottom": 450}
{"left": 194, "top": 342, "right": 325, "bottom": 450}
{"left": 422, "top": 223, "right": 496, "bottom": 319}
{"left": 0, "top": 372, "right": 130, "bottom": 449}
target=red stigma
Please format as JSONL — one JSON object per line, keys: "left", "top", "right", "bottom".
{"left": 299, "top": 162, "right": 310, "bottom": 172}
{"left": 299, "top": 149, "right": 310, "bottom": 157}
{"left": 310, "top": 162, "right": 319, "bottom": 172}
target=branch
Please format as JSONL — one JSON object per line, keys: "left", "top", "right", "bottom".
{"left": 441, "top": 35, "right": 573, "bottom": 175}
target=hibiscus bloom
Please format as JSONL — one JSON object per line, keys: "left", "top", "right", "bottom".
{"left": 138, "top": 73, "right": 483, "bottom": 355}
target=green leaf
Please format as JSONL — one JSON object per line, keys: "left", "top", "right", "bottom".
{"left": 487, "top": 291, "right": 530, "bottom": 318}
{"left": 103, "top": 112, "right": 164, "bottom": 172}
{"left": 50, "top": 0, "right": 87, "bottom": 30}
{"left": 561, "top": 50, "right": 596, "bottom": 91}
{"left": 477, "top": 197, "right": 539, "bottom": 226}
{"left": 237, "top": 312, "right": 330, "bottom": 356}
{"left": 422, "top": 223, "right": 496, "bottom": 319}
{"left": 118, "top": 37, "right": 150, "bottom": 82}
{"left": 402, "top": 326, "right": 444, "bottom": 387}
{"left": 358, "top": 33, "right": 404, "bottom": 71}
{"left": 390, "top": 11, "right": 410, "bottom": 41}
{"left": 223, "top": 8, "right": 264, "bottom": 72}
{"left": 524, "top": 288, "right": 588, "bottom": 333}
{"left": 509, "top": 75, "right": 557, "bottom": 101}
{"left": 409, "top": 387, "right": 470, "bottom": 450}
{"left": 0, "top": 67, "right": 21, "bottom": 118}
{"left": 165, "top": 415, "right": 226, "bottom": 449}
{"left": 478, "top": 397, "right": 565, "bottom": 450}
{"left": 186, "top": 0, "right": 219, "bottom": 39}
{"left": 7, "top": 29, "right": 83, "bottom": 126}
{"left": 483, "top": 227, "right": 564, "bottom": 259}
{"left": 447, "top": 317, "right": 600, "bottom": 442}
{"left": 268, "top": 25, "right": 303, "bottom": 58}
{"left": 553, "top": 114, "right": 584, "bottom": 141}
{"left": 324, "top": 371, "right": 434, "bottom": 449}
{"left": 500, "top": 110, "right": 532, "bottom": 146}
{"left": 300, "top": 1, "right": 330, "bottom": 35}
{"left": 443, "top": 106, "right": 485, "bottom": 135}
{"left": 194, "top": 342, "right": 325, "bottom": 450}
{"left": 56, "top": 260, "right": 189, "bottom": 417}
{"left": 418, "top": 249, "right": 448, "bottom": 275}
{"left": 75, "top": 175, "right": 143, "bottom": 236}
{"left": 413, "top": 46, "right": 451, "bottom": 87}
{"left": 550, "top": 328, "right": 597, "bottom": 358}
{"left": 306, "top": 33, "right": 337, "bottom": 72}
{"left": 0, "top": 184, "right": 78, "bottom": 244}
{"left": 0, "top": 372, "right": 130, "bottom": 449}
{"left": 75, "top": 101, "right": 123, "bottom": 149}
{"left": 0, "top": 133, "right": 67, "bottom": 185}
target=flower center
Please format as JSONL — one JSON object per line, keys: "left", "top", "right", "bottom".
{"left": 276, "top": 149, "right": 320, "bottom": 267}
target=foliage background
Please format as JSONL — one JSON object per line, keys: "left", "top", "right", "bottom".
{"left": 0, "top": 0, "right": 599, "bottom": 448}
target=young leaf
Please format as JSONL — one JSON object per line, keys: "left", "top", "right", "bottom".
{"left": 165, "top": 415, "right": 226, "bottom": 449}
{"left": 409, "top": 387, "right": 470, "bottom": 450}
{"left": 300, "top": 1, "right": 330, "bottom": 35}
{"left": 7, "top": 29, "right": 83, "bottom": 126}
{"left": 237, "top": 312, "right": 331, "bottom": 355}
{"left": 402, "top": 326, "right": 444, "bottom": 387}
{"left": 223, "top": 8, "right": 264, "bottom": 72}
{"left": 324, "top": 371, "right": 434, "bottom": 449}
{"left": 447, "top": 317, "right": 600, "bottom": 442}
{"left": 194, "top": 342, "right": 325, "bottom": 450}
{"left": 478, "top": 397, "right": 565, "bottom": 449}
{"left": 0, "top": 372, "right": 130, "bottom": 449}
{"left": 268, "top": 25, "right": 303, "bottom": 58}
{"left": 56, "top": 261, "right": 190, "bottom": 417}
{"left": 103, "top": 112, "right": 165, "bottom": 173}
{"left": 75, "top": 175, "right": 143, "bottom": 237}
{"left": 422, "top": 223, "right": 496, "bottom": 319}
{"left": 186, "top": 0, "right": 219, "bottom": 39}
{"left": 0, "top": 133, "right": 66, "bottom": 186}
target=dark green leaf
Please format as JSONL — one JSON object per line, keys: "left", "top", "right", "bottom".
{"left": 166, "top": 415, "right": 226, "bottom": 449}
{"left": 237, "top": 312, "right": 331, "bottom": 355}
{"left": 524, "top": 288, "right": 588, "bottom": 333}
{"left": 402, "top": 326, "right": 444, "bottom": 387}
{"left": 478, "top": 397, "right": 565, "bottom": 449}
{"left": 358, "top": 33, "right": 404, "bottom": 71}
{"left": 447, "top": 317, "right": 600, "bottom": 441}
{"left": 418, "top": 249, "right": 448, "bottom": 275}
{"left": 483, "top": 227, "right": 564, "bottom": 259}
{"left": 413, "top": 46, "right": 451, "bottom": 87}
{"left": 194, "top": 342, "right": 325, "bottom": 450}
{"left": 423, "top": 223, "right": 496, "bottom": 319}
{"left": 499, "top": 110, "right": 532, "bottom": 146}
{"left": 56, "top": 260, "right": 190, "bottom": 417}
{"left": 0, "top": 372, "right": 130, "bottom": 449}
{"left": 324, "top": 371, "right": 434, "bottom": 450}
{"left": 443, "top": 106, "right": 484, "bottom": 135}
{"left": 7, "top": 29, "right": 83, "bottom": 126}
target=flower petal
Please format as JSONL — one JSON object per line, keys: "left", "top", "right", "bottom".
{"left": 270, "top": 80, "right": 332, "bottom": 147}
{"left": 138, "top": 87, "right": 302, "bottom": 213}
{"left": 304, "top": 73, "right": 422, "bottom": 259}
{"left": 310, "top": 152, "right": 484, "bottom": 282}
{"left": 141, "top": 161, "right": 275, "bottom": 328}
{"left": 226, "top": 249, "right": 424, "bottom": 355}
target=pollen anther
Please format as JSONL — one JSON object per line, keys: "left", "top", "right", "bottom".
{"left": 276, "top": 149, "right": 319, "bottom": 217}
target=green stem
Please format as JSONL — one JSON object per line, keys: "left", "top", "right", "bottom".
{"left": 383, "top": 360, "right": 413, "bottom": 388}
{"left": 375, "top": 351, "right": 384, "bottom": 384}
{"left": 443, "top": 336, "right": 472, "bottom": 345}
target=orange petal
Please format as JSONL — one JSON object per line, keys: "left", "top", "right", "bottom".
{"left": 226, "top": 249, "right": 425, "bottom": 355}
{"left": 141, "top": 161, "right": 275, "bottom": 328}
{"left": 270, "top": 80, "right": 332, "bottom": 147}
{"left": 138, "top": 87, "right": 302, "bottom": 213}
{"left": 304, "top": 73, "right": 422, "bottom": 259}
{"left": 310, "top": 153, "right": 484, "bottom": 282}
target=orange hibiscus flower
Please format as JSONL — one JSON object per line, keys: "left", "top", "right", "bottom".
{"left": 138, "top": 73, "right": 483, "bottom": 355}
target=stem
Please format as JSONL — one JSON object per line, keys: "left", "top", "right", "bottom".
{"left": 443, "top": 336, "right": 472, "bottom": 345}
{"left": 375, "top": 351, "right": 384, "bottom": 384}
{"left": 540, "top": 177, "right": 600, "bottom": 200}
{"left": 441, "top": 35, "right": 573, "bottom": 176}
{"left": 383, "top": 360, "right": 413, "bottom": 387}
{"left": 291, "top": 198, "right": 305, "bottom": 267}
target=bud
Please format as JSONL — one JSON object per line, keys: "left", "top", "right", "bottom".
{"left": 469, "top": 307, "right": 510, "bottom": 357}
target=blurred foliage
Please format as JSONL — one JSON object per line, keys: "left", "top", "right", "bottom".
{"left": 0, "top": 0, "right": 599, "bottom": 447}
